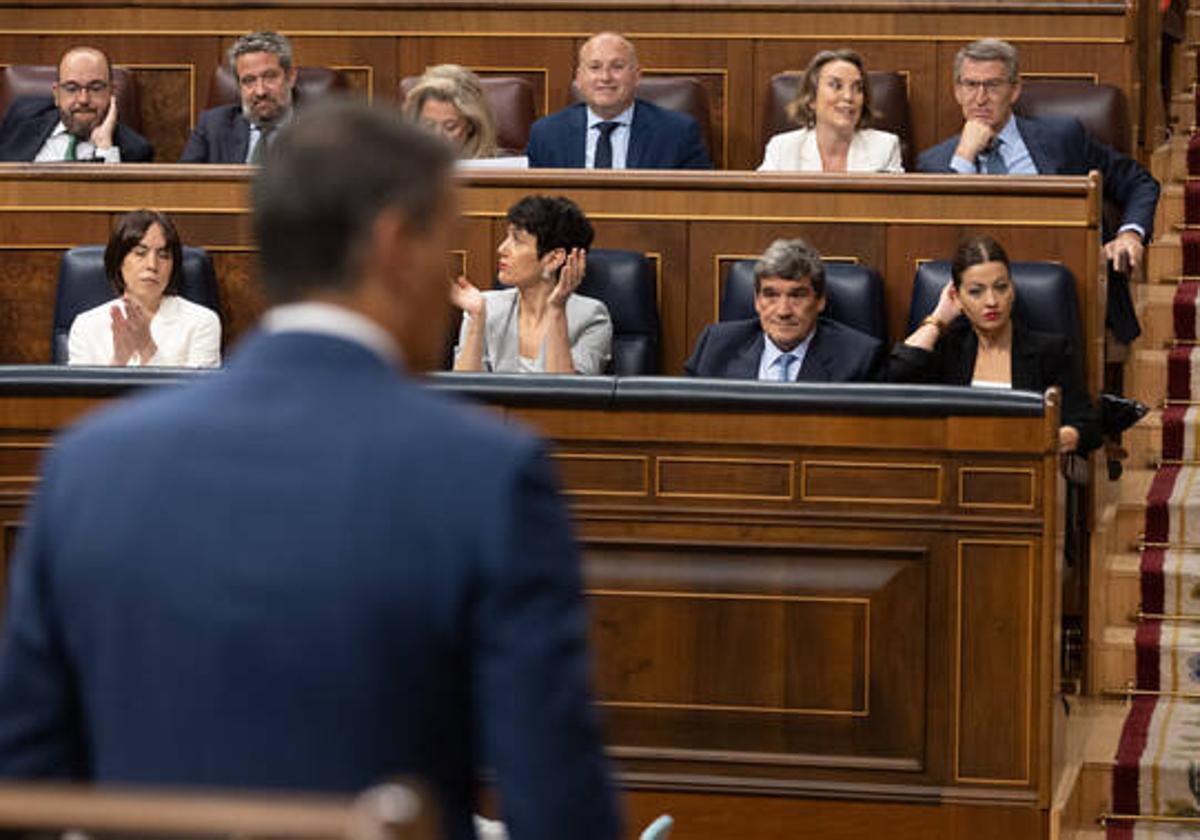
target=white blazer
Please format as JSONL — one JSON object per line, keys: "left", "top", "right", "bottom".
{"left": 67, "top": 295, "right": 222, "bottom": 368}
{"left": 758, "top": 127, "right": 903, "bottom": 173}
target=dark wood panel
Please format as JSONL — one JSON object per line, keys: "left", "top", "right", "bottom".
{"left": 956, "top": 539, "right": 1033, "bottom": 783}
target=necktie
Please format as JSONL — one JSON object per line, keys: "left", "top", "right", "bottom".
{"left": 63, "top": 134, "right": 77, "bottom": 162}
{"left": 777, "top": 352, "right": 797, "bottom": 382}
{"left": 593, "top": 121, "right": 619, "bottom": 169}
{"left": 980, "top": 139, "right": 1007, "bottom": 174}
{"left": 249, "top": 125, "right": 274, "bottom": 165}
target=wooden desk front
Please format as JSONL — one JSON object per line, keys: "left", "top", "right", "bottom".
{"left": 0, "top": 372, "right": 1064, "bottom": 839}
{"left": 0, "top": 165, "right": 1107, "bottom": 390}
{"left": 0, "top": 0, "right": 1150, "bottom": 168}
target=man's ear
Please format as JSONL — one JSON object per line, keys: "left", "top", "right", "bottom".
{"left": 817, "top": 295, "right": 828, "bottom": 314}
{"left": 286, "top": 65, "right": 299, "bottom": 91}
{"left": 365, "top": 207, "right": 411, "bottom": 290}
{"left": 1009, "top": 78, "right": 1022, "bottom": 106}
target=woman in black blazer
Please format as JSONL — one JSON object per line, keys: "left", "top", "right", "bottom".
{"left": 888, "top": 234, "right": 1101, "bottom": 453}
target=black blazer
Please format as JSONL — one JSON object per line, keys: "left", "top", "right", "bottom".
{"left": 0, "top": 96, "right": 153, "bottom": 162}
{"left": 916, "top": 115, "right": 1159, "bottom": 241}
{"left": 527, "top": 99, "right": 713, "bottom": 169}
{"left": 179, "top": 104, "right": 252, "bottom": 163}
{"left": 684, "top": 317, "right": 884, "bottom": 382}
{"left": 886, "top": 320, "right": 1102, "bottom": 452}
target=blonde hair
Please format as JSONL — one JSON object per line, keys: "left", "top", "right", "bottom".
{"left": 786, "top": 49, "right": 873, "bottom": 130}
{"left": 403, "top": 64, "right": 498, "bottom": 159}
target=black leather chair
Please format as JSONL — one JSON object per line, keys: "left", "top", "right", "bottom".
{"left": 206, "top": 65, "right": 347, "bottom": 110}
{"left": 720, "top": 259, "right": 888, "bottom": 341}
{"left": 907, "top": 260, "right": 1081, "bottom": 352}
{"left": 52, "top": 246, "right": 221, "bottom": 363}
{"left": 578, "top": 249, "right": 659, "bottom": 375}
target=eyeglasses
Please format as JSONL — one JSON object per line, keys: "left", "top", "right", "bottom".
{"left": 956, "top": 78, "right": 1012, "bottom": 95}
{"left": 58, "top": 81, "right": 110, "bottom": 97}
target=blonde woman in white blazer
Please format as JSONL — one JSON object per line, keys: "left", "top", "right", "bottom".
{"left": 759, "top": 49, "right": 904, "bottom": 174}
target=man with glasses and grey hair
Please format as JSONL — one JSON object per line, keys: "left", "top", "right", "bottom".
{"left": 684, "top": 238, "right": 883, "bottom": 382}
{"left": 181, "top": 30, "right": 299, "bottom": 164}
{"left": 0, "top": 46, "right": 153, "bottom": 162}
{"left": 918, "top": 38, "right": 1159, "bottom": 345}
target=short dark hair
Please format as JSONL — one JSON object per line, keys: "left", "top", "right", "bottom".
{"left": 753, "top": 238, "right": 826, "bottom": 296}
{"left": 950, "top": 234, "right": 1011, "bottom": 288}
{"left": 104, "top": 209, "right": 183, "bottom": 296}
{"left": 251, "top": 99, "right": 455, "bottom": 303}
{"left": 505, "top": 196, "right": 595, "bottom": 263}
{"left": 228, "top": 31, "right": 294, "bottom": 74}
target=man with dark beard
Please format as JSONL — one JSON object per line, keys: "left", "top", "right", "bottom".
{"left": 0, "top": 46, "right": 153, "bottom": 162}
{"left": 181, "top": 31, "right": 299, "bottom": 164}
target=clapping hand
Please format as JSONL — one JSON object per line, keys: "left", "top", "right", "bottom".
{"left": 92, "top": 93, "right": 118, "bottom": 151}
{"left": 110, "top": 297, "right": 155, "bottom": 365}
{"left": 547, "top": 248, "right": 586, "bottom": 308}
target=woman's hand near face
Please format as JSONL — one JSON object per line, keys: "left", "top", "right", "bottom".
{"left": 450, "top": 275, "right": 486, "bottom": 319}
{"left": 1058, "top": 425, "right": 1080, "bottom": 453}
{"left": 548, "top": 248, "right": 586, "bottom": 309}
{"left": 123, "top": 297, "right": 157, "bottom": 360}
{"left": 110, "top": 303, "right": 136, "bottom": 366}
{"left": 933, "top": 281, "right": 962, "bottom": 326}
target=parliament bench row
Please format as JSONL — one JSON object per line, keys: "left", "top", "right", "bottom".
{"left": 47, "top": 241, "right": 1087, "bottom": 380}
{"left": 0, "top": 61, "right": 1135, "bottom": 167}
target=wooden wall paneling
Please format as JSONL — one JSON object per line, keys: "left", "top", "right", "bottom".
{"left": 398, "top": 36, "right": 581, "bottom": 120}
{"left": 208, "top": 252, "right": 262, "bottom": 351}
{"left": 630, "top": 38, "right": 756, "bottom": 171}
{"left": 955, "top": 538, "right": 1035, "bottom": 785}
{"left": 285, "top": 36, "right": 393, "bottom": 106}
{"left": 752, "top": 41, "right": 938, "bottom": 169}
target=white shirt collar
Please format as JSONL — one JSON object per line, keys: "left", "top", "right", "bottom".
{"left": 261, "top": 301, "right": 402, "bottom": 368}
{"left": 760, "top": 327, "right": 816, "bottom": 378}
{"left": 995, "top": 114, "right": 1022, "bottom": 147}
{"left": 586, "top": 102, "right": 635, "bottom": 129}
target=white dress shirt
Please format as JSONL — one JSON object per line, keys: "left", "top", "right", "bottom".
{"left": 757, "top": 330, "right": 815, "bottom": 381}
{"left": 35, "top": 121, "right": 120, "bottom": 163}
{"left": 585, "top": 103, "right": 635, "bottom": 169}
{"left": 262, "top": 301, "right": 402, "bottom": 368}
{"left": 68, "top": 295, "right": 221, "bottom": 367}
{"left": 758, "top": 127, "right": 903, "bottom": 173}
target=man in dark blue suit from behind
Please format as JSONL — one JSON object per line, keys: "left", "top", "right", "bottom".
{"left": 0, "top": 101, "right": 619, "bottom": 840}
{"left": 685, "top": 238, "right": 883, "bottom": 382}
{"left": 917, "top": 38, "right": 1160, "bottom": 345}
{"left": 526, "top": 32, "right": 712, "bottom": 170}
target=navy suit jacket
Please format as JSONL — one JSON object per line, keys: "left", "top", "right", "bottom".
{"left": 0, "top": 96, "right": 153, "bottom": 162}
{"left": 180, "top": 104, "right": 253, "bottom": 163}
{"left": 527, "top": 99, "right": 713, "bottom": 169}
{"left": 684, "top": 317, "right": 883, "bottom": 382}
{"left": 916, "top": 115, "right": 1160, "bottom": 240}
{"left": 0, "top": 331, "right": 619, "bottom": 840}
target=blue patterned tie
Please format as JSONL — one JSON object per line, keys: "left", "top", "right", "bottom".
{"left": 980, "top": 139, "right": 1008, "bottom": 174}
{"left": 777, "top": 352, "right": 796, "bottom": 382}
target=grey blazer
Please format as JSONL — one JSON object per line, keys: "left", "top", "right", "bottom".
{"left": 455, "top": 287, "right": 613, "bottom": 374}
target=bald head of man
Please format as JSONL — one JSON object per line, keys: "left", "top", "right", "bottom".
{"left": 53, "top": 47, "right": 114, "bottom": 139}
{"left": 575, "top": 32, "right": 641, "bottom": 119}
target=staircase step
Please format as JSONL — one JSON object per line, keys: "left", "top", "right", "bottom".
{"left": 1148, "top": 233, "right": 1183, "bottom": 284}
{"left": 1126, "top": 407, "right": 1162, "bottom": 469}
{"left": 1114, "top": 467, "right": 1157, "bottom": 551}
{"left": 1094, "top": 625, "right": 1137, "bottom": 690}
{"left": 1159, "top": 183, "right": 1184, "bottom": 233}
{"left": 1171, "top": 89, "right": 1195, "bottom": 130}
{"left": 1138, "top": 282, "right": 1180, "bottom": 349}
{"left": 1103, "top": 552, "right": 1143, "bottom": 629}
{"left": 1131, "top": 348, "right": 1167, "bottom": 407}
{"left": 1152, "top": 135, "right": 1190, "bottom": 184}
{"left": 1058, "top": 698, "right": 1129, "bottom": 838}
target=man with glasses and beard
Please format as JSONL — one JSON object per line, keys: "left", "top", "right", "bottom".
{"left": 181, "top": 30, "right": 299, "bottom": 164}
{"left": 0, "top": 46, "right": 153, "bottom": 162}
